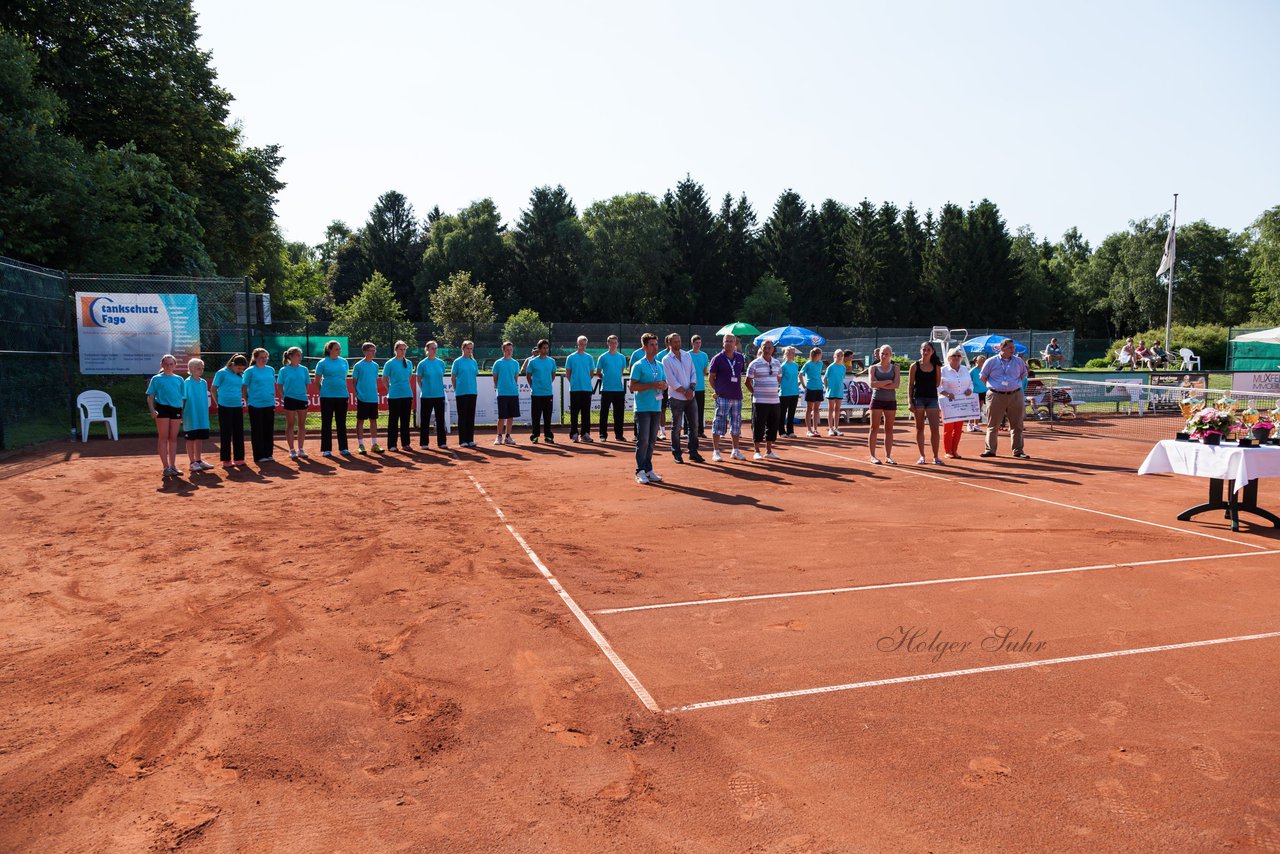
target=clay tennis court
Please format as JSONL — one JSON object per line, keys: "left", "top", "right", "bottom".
{"left": 1, "top": 423, "right": 1278, "bottom": 851}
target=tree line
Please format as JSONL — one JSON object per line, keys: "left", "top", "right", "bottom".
{"left": 2, "top": 2, "right": 1278, "bottom": 339}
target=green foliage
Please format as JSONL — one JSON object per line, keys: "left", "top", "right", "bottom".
{"left": 581, "top": 193, "right": 673, "bottom": 323}
{"left": 512, "top": 185, "right": 585, "bottom": 321}
{"left": 429, "top": 271, "right": 496, "bottom": 346}
{"left": 718, "top": 193, "right": 762, "bottom": 320}
{"left": 328, "top": 272, "right": 416, "bottom": 346}
{"left": 738, "top": 274, "right": 791, "bottom": 326}
{"left": 1247, "top": 206, "right": 1280, "bottom": 322}
{"left": 364, "top": 191, "right": 424, "bottom": 311}
{"left": 1085, "top": 358, "right": 1111, "bottom": 369}
{"left": 418, "top": 199, "right": 513, "bottom": 318}
{"left": 501, "top": 308, "right": 551, "bottom": 350}
{"left": 760, "top": 190, "right": 819, "bottom": 321}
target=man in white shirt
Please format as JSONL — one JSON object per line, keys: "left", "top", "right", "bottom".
{"left": 661, "top": 333, "right": 703, "bottom": 464}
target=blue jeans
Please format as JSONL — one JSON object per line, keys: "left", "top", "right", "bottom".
{"left": 635, "top": 411, "right": 659, "bottom": 473}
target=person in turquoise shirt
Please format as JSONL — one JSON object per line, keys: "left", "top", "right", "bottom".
{"left": 823, "top": 349, "right": 848, "bottom": 437}
{"left": 277, "top": 346, "right": 311, "bottom": 459}
{"left": 450, "top": 340, "right": 480, "bottom": 448}
{"left": 779, "top": 346, "right": 801, "bottom": 437}
{"left": 801, "top": 347, "right": 825, "bottom": 437}
{"left": 182, "top": 357, "right": 212, "bottom": 473}
{"left": 212, "top": 353, "right": 248, "bottom": 466}
{"left": 689, "top": 334, "right": 710, "bottom": 438}
{"left": 146, "top": 354, "right": 185, "bottom": 477}
{"left": 629, "top": 333, "right": 667, "bottom": 483}
{"left": 524, "top": 339, "right": 557, "bottom": 443}
{"left": 242, "top": 348, "right": 277, "bottom": 463}
{"left": 491, "top": 340, "right": 521, "bottom": 445}
{"left": 595, "top": 335, "right": 628, "bottom": 441}
{"left": 350, "top": 342, "right": 382, "bottom": 454}
{"left": 969, "top": 354, "right": 988, "bottom": 433}
{"left": 416, "top": 340, "right": 448, "bottom": 449}
{"left": 383, "top": 340, "right": 414, "bottom": 451}
{"left": 564, "top": 335, "right": 595, "bottom": 442}
{"left": 314, "top": 339, "right": 351, "bottom": 456}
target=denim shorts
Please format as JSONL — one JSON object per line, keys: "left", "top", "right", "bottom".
{"left": 712, "top": 398, "right": 742, "bottom": 436}
{"left": 911, "top": 397, "right": 940, "bottom": 411}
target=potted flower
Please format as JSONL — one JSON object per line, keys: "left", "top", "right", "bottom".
{"left": 1253, "top": 414, "right": 1276, "bottom": 442}
{"left": 1186, "top": 406, "right": 1236, "bottom": 445}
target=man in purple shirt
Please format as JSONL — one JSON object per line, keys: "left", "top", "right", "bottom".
{"left": 707, "top": 334, "right": 747, "bottom": 462}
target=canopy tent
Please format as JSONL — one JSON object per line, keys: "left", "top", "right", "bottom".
{"left": 752, "top": 325, "right": 827, "bottom": 348}
{"left": 960, "top": 334, "right": 1028, "bottom": 356}
{"left": 1229, "top": 327, "right": 1280, "bottom": 371}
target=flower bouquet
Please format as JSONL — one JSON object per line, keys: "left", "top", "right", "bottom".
{"left": 1179, "top": 396, "right": 1204, "bottom": 419}
{"left": 1185, "top": 406, "right": 1236, "bottom": 445}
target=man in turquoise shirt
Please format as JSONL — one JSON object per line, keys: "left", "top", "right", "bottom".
{"left": 416, "top": 340, "right": 447, "bottom": 449}
{"left": 630, "top": 333, "right": 667, "bottom": 484}
{"left": 492, "top": 340, "right": 521, "bottom": 445}
{"left": 524, "top": 338, "right": 557, "bottom": 443}
{"left": 565, "top": 335, "right": 595, "bottom": 443}
{"left": 689, "top": 334, "right": 710, "bottom": 438}
{"left": 352, "top": 342, "right": 383, "bottom": 453}
{"left": 595, "top": 335, "right": 627, "bottom": 442}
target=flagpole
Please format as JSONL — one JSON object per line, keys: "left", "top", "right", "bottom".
{"left": 1164, "top": 193, "right": 1178, "bottom": 355}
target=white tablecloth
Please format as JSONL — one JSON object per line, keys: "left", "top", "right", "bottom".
{"left": 1138, "top": 439, "right": 1280, "bottom": 491}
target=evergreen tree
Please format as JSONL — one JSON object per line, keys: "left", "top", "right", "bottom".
{"left": 738, "top": 274, "right": 791, "bottom": 327}
{"left": 760, "top": 191, "right": 819, "bottom": 322}
{"left": 718, "top": 193, "right": 762, "bottom": 320}
{"left": 581, "top": 193, "right": 673, "bottom": 323}
{"left": 812, "top": 200, "right": 851, "bottom": 322}
{"left": 965, "top": 199, "right": 1017, "bottom": 326}
{"left": 840, "top": 200, "right": 888, "bottom": 325}
{"left": 663, "top": 175, "right": 725, "bottom": 322}
{"left": 922, "top": 203, "right": 968, "bottom": 324}
{"left": 900, "top": 204, "right": 930, "bottom": 324}
{"left": 326, "top": 234, "right": 372, "bottom": 307}
{"left": 417, "top": 199, "right": 514, "bottom": 318}
{"left": 512, "top": 185, "right": 585, "bottom": 321}
{"left": 364, "top": 191, "right": 424, "bottom": 313}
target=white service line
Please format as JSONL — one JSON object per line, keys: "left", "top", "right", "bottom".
{"left": 797, "top": 444, "right": 1271, "bottom": 551}
{"left": 465, "top": 472, "right": 661, "bottom": 712}
{"left": 592, "top": 548, "right": 1280, "bottom": 615}
{"left": 666, "top": 630, "right": 1280, "bottom": 712}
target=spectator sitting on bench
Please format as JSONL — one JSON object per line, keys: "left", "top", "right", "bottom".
{"left": 1042, "top": 337, "right": 1065, "bottom": 368}
{"left": 1147, "top": 342, "right": 1169, "bottom": 369}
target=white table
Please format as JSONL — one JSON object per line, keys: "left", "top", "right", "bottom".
{"left": 1139, "top": 439, "right": 1280, "bottom": 531}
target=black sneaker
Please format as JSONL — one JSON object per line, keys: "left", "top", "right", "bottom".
{"left": 980, "top": 450, "right": 996, "bottom": 457}
{"left": 530, "top": 435, "right": 539, "bottom": 444}
{"left": 688, "top": 453, "right": 706, "bottom": 463}
{"left": 545, "top": 436, "right": 555, "bottom": 444}
{"left": 673, "top": 455, "right": 684, "bottom": 464}
{"left": 1013, "top": 451, "right": 1031, "bottom": 459}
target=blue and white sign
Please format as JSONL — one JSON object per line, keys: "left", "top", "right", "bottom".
{"left": 77, "top": 292, "right": 200, "bottom": 374}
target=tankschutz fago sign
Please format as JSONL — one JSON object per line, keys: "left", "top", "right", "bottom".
{"left": 76, "top": 292, "right": 201, "bottom": 375}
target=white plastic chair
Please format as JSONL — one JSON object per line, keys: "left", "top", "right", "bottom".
{"left": 77, "top": 390, "right": 118, "bottom": 441}
{"left": 1178, "top": 348, "right": 1201, "bottom": 371}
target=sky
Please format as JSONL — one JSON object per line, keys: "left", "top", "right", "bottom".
{"left": 192, "top": 0, "right": 1280, "bottom": 248}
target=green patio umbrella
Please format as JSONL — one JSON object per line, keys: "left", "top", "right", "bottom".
{"left": 715, "top": 321, "right": 761, "bottom": 338}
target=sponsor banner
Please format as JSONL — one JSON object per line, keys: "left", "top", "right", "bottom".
{"left": 1233, "top": 371, "right": 1280, "bottom": 395}
{"left": 76, "top": 292, "right": 200, "bottom": 374}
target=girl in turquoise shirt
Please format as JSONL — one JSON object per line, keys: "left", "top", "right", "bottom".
{"left": 182, "top": 357, "right": 212, "bottom": 473}
{"left": 450, "top": 340, "right": 480, "bottom": 448}
{"left": 278, "top": 346, "right": 311, "bottom": 459}
{"left": 242, "top": 347, "right": 277, "bottom": 463}
{"left": 779, "top": 346, "right": 801, "bottom": 437}
{"left": 212, "top": 353, "right": 247, "bottom": 466}
{"left": 801, "top": 347, "right": 825, "bottom": 437}
{"left": 823, "top": 349, "right": 847, "bottom": 437}
{"left": 146, "top": 353, "right": 185, "bottom": 477}
{"left": 315, "top": 340, "right": 351, "bottom": 456}
{"left": 383, "top": 340, "right": 414, "bottom": 451}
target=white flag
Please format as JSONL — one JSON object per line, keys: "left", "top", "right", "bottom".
{"left": 1156, "top": 224, "right": 1176, "bottom": 278}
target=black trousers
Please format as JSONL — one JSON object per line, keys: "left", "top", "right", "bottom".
{"left": 694, "top": 390, "right": 707, "bottom": 435}
{"left": 530, "top": 395, "right": 553, "bottom": 439}
{"left": 248, "top": 405, "right": 275, "bottom": 460}
{"left": 569, "top": 390, "right": 592, "bottom": 437}
{"left": 599, "top": 391, "right": 625, "bottom": 439}
{"left": 753, "top": 401, "right": 781, "bottom": 444}
{"left": 780, "top": 395, "right": 799, "bottom": 435}
{"left": 456, "top": 394, "right": 476, "bottom": 444}
{"left": 420, "top": 396, "right": 446, "bottom": 446}
{"left": 320, "top": 398, "right": 348, "bottom": 453}
{"left": 386, "top": 397, "right": 412, "bottom": 448}
{"left": 218, "top": 405, "right": 244, "bottom": 461}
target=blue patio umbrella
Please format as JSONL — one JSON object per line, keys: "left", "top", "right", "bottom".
{"left": 960, "top": 334, "right": 1028, "bottom": 356}
{"left": 752, "top": 325, "right": 827, "bottom": 348}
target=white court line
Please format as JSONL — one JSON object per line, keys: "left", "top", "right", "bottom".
{"left": 465, "top": 472, "right": 661, "bottom": 712}
{"left": 592, "top": 549, "right": 1280, "bottom": 615}
{"left": 666, "top": 630, "right": 1280, "bottom": 712}
{"left": 797, "top": 444, "right": 1271, "bottom": 551}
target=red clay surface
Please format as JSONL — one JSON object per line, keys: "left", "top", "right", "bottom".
{"left": 1, "top": 421, "right": 1278, "bottom": 852}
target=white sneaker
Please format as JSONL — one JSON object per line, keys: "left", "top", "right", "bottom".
{"left": 658, "top": 430, "right": 666, "bottom": 440}
{"left": 731, "top": 449, "right": 746, "bottom": 461}
{"left": 646, "top": 470, "right": 662, "bottom": 483}
{"left": 753, "top": 452, "right": 764, "bottom": 461}
{"left": 827, "top": 429, "right": 838, "bottom": 437}
{"left": 494, "top": 437, "right": 504, "bottom": 445}
{"left": 635, "top": 470, "right": 650, "bottom": 484}
{"left": 297, "top": 449, "right": 309, "bottom": 458}
{"left": 869, "top": 456, "right": 882, "bottom": 465}
{"left": 916, "top": 456, "right": 927, "bottom": 465}
{"left": 571, "top": 435, "right": 580, "bottom": 443}
{"left": 581, "top": 434, "right": 593, "bottom": 443}
{"left": 766, "top": 451, "right": 780, "bottom": 460}
{"left": 885, "top": 456, "right": 897, "bottom": 466}
{"left": 289, "top": 449, "right": 297, "bottom": 459}
{"left": 504, "top": 435, "right": 516, "bottom": 445}
{"left": 712, "top": 450, "right": 723, "bottom": 462}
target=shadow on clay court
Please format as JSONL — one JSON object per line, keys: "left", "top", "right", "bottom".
{"left": 521, "top": 443, "right": 572, "bottom": 457}
{"left": 649, "top": 480, "right": 784, "bottom": 511}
